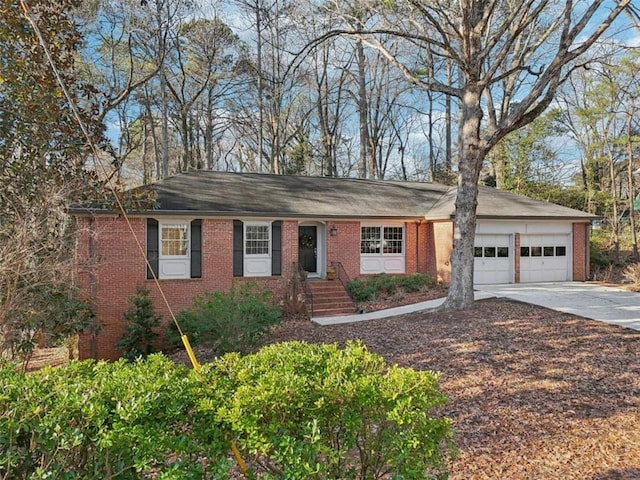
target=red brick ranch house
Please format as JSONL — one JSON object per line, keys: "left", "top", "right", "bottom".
{"left": 71, "top": 171, "right": 595, "bottom": 360}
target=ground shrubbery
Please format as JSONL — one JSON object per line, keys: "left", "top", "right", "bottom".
{"left": 346, "top": 273, "right": 437, "bottom": 303}
{"left": 0, "top": 355, "right": 231, "bottom": 479}
{"left": 209, "top": 340, "right": 454, "bottom": 479}
{"left": 0, "top": 342, "right": 454, "bottom": 479}
{"left": 167, "top": 281, "right": 282, "bottom": 355}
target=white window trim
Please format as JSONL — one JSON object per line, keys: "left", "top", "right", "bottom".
{"left": 244, "top": 221, "right": 272, "bottom": 258}
{"left": 360, "top": 224, "right": 405, "bottom": 256}
{"left": 159, "top": 220, "right": 191, "bottom": 259}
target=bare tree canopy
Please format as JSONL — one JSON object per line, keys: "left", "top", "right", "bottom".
{"left": 317, "top": 0, "right": 633, "bottom": 309}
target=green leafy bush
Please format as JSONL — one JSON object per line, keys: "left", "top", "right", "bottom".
{"left": 117, "top": 285, "right": 161, "bottom": 361}
{"left": 346, "top": 273, "right": 436, "bottom": 303}
{"left": 0, "top": 355, "right": 231, "bottom": 479}
{"left": 209, "top": 340, "right": 455, "bottom": 479}
{"left": 169, "top": 281, "right": 282, "bottom": 354}
{"left": 345, "top": 277, "right": 378, "bottom": 302}
{"left": 1, "top": 342, "right": 454, "bottom": 479}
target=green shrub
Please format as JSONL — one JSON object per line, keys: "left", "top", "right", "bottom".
{"left": 345, "top": 277, "right": 377, "bottom": 302}
{"left": 117, "top": 286, "right": 161, "bottom": 361}
{"left": 346, "top": 273, "right": 436, "bottom": 303}
{"left": 169, "top": 281, "right": 282, "bottom": 355}
{"left": 1, "top": 342, "right": 454, "bottom": 479}
{"left": 209, "top": 340, "right": 455, "bottom": 479}
{"left": 400, "top": 272, "right": 436, "bottom": 291}
{"left": 0, "top": 355, "right": 231, "bottom": 479}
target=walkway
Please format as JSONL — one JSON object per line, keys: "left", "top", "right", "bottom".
{"left": 313, "top": 282, "right": 640, "bottom": 332}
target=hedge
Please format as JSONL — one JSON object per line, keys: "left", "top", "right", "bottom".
{"left": 1, "top": 342, "right": 454, "bottom": 479}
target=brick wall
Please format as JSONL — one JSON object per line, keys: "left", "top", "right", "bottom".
{"left": 405, "top": 221, "right": 418, "bottom": 274}
{"left": 572, "top": 222, "right": 589, "bottom": 281}
{"left": 326, "top": 221, "right": 361, "bottom": 279}
{"left": 78, "top": 216, "right": 456, "bottom": 360}
{"left": 418, "top": 222, "right": 429, "bottom": 274}
{"left": 432, "top": 221, "right": 454, "bottom": 284}
{"left": 77, "top": 217, "right": 299, "bottom": 360}
{"left": 514, "top": 233, "right": 521, "bottom": 283}
{"left": 78, "top": 217, "right": 148, "bottom": 360}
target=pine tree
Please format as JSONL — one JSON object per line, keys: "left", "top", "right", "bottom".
{"left": 117, "top": 286, "right": 161, "bottom": 361}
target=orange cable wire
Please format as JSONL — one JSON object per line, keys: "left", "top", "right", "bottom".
{"left": 19, "top": 0, "right": 184, "bottom": 338}
{"left": 20, "top": 3, "right": 249, "bottom": 476}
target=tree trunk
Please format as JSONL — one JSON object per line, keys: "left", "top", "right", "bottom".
{"left": 627, "top": 109, "right": 639, "bottom": 261}
{"left": 356, "top": 37, "right": 369, "bottom": 178}
{"left": 441, "top": 83, "right": 483, "bottom": 311}
{"left": 180, "top": 112, "right": 190, "bottom": 171}
{"left": 160, "top": 73, "right": 170, "bottom": 179}
{"left": 445, "top": 59, "right": 453, "bottom": 173}
{"left": 256, "top": 1, "right": 265, "bottom": 173}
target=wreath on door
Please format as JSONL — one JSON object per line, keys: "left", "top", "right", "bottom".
{"left": 300, "top": 234, "right": 314, "bottom": 249}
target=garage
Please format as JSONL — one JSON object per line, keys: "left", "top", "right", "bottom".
{"left": 520, "top": 234, "right": 570, "bottom": 283}
{"left": 474, "top": 234, "right": 513, "bottom": 284}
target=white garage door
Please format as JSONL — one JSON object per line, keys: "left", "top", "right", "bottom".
{"left": 520, "top": 234, "right": 570, "bottom": 283}
{"left": 474, "top": 234, "right": 512, "bottom": 284}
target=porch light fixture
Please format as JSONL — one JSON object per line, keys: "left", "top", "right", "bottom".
{"left": 330, "top": 224, "right": 338, "bottom": 236}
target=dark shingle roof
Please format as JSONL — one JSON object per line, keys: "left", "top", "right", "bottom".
{"left": 124, "top": 171, "right": 449, "bottom": 219}
{"left": 425, "top": 185, "right": 596, "bottom": 220}
{"left": 71, "top": 170, "right": 595, "bottom": 221}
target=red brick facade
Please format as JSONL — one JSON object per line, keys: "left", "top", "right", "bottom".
{"left": 572, "top": 222, "right": 590, "bottom": 281}
{"left": 326, "top": 221, "right": 361, "bottom": 280}
{"left": 75, "top": 216, "right": 591, "bottom": 360}
{"left": 429, "top": 221, "right": 454, "bottom": 284}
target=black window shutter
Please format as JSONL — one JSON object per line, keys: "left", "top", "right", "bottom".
{"left": 146, "top": 218, "right": 159, "bottom": 279}
{"left": 233, "top": 220, "right": 243, "bottom": 277}
{"left": 272, "top": 220, "right": 282, "bottom": 276}
{"left": 190, "top": 219, "right": 202, "bottom": 278}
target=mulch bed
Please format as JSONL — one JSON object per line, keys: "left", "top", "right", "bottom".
{"left": 263, "top": 298, "right": 640, "bottom": 480}
{"left": 169, "top": 293, "right": 640, "bottom": 479}
{"left": 356, "top": 284, "right": 450, "bottom": 312}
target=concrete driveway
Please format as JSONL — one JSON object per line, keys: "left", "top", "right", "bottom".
{"left": 476, "top": 282, "right": 640, "bottom": 332}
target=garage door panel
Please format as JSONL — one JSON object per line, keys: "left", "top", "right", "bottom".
{"left": 474, "top": 234, "right": 512, "bottom": 285}
{"left": 520, "top": 234, "right": 569, "bottom": 283}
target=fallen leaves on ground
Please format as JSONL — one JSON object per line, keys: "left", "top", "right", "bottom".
{"left": 264, "top": 298, "right": 640, "bottom": 480}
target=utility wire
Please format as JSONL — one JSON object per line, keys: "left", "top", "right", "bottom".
{"left": 19, "top": 3, "right": 249, "bottom": 475}
{"left": 19, "top": 0, "right": 185, "bottom": 339}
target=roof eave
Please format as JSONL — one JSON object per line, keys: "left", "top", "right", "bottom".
{"left": 69, "top": 208, "right": 426, "bottom": 220}
{"left": 475, "top": 214, "right": 598, "bottom": 221}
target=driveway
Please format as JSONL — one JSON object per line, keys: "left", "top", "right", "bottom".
{"left": 476, "top": 282, "right": 640, "bottom": 331}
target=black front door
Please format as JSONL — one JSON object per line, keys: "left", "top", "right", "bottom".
{"left": 298, "top": 226, "right": 317, "bottom": 273}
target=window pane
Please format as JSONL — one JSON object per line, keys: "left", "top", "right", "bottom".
{"left": 382, "top": 227, "right": 403, "bottom": 254}
{"left": 484, "top": 247, "right": 496, "bottom": 257}
{"left": 531, "top": 246, "right": 542, "bottom": 257}
{"left": 474, "top": 247, "right": 483, "bottom": 257}
{"left": 161, "top": 223, "right": 188, "bottom": 256}
{"left": 556, "top": 246, "right": 566, "bottom": 256}
{"left": 497, "top": 247, "right": 509, "bottom": 258}
{"left": 361, "top": 227, "right": 381, "bottom": 254}
{"left": 520, "top": 247, "right": 530, "bottom": 257}
{"left": 544, "top": 246, "right": 554, "bottom": 256}
{"left": 246, "top": 225, "right": 269, "bottom": 255}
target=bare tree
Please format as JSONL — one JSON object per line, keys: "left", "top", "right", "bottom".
{"left": 322, "top": 0, "right": 632, "bottom": 309}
